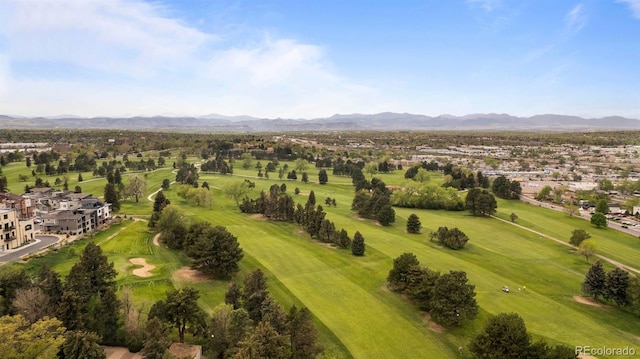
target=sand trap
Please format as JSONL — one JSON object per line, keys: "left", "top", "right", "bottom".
{"left": 172, "top": 266, "right": 210, "bottom": 283}
{"left": 152, "top": 233, "right": 161, "bottom": 247}
{"left": 574, "top": 295, "right": 608, "bottom": 308}
{"left": 130, "top": 258, "right": 155, "bottom": 278}
{"left": 424, "top": 313, "right": 446, "bottom": 333}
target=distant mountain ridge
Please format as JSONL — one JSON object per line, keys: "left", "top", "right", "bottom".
{"left": 1, "top": 113, "right": 638, "bottom": 132}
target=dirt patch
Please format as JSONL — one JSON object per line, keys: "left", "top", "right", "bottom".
{"left": 250, "top": 214, "right": 267, "bottom": 221}
{"left": 152, "top": 233, "right": 161, "bottom": 247}
{"left": 317, "top": 242, "right": 337, "bottom": 249}
{"left": 173, "top": 266, "right": 210, "bottom": 283}
{"left": 424, "top": 313, "right": 446, "bottom": 333}
{"left": 130, "top": 258, "right": 155, "bottom": 278}
{"left": 573, "top": 295, "right": 609, "bottom": 308}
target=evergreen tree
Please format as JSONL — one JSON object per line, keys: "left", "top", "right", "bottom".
{"left": 61, "top": 331, "right": 106, "bottom": 359}
{"left": 77, "top": 173, "right": 83, "bottom": 182}
{"left": 225, "top": 281, "right": 242, "bottom": 310}
{"left": 604, "top": 268, "right": 629, "bottom": 306}
{"left": 104, "top": 183, "right": 120, "bottom": 212}
{"left": 318, "top": 169, "right": 328, "bottom": 184}
{"left": 377, "top": 205, "right": 396, "bottom": 226}
{"left": 242, "top": 269, "right": 269, "bottom": 323}
{"left": 469, "top": 313, "right": 532, "bottom": 358}
{"left": 387, "top": 252, "right": 420, "bottom": 290}
{"left": 429, "top": 271, "right": 478, "bottom": 326}
{"left": 582, "top": 260, "right": 606, "bottom": 300}
{"left": 307, "top": 190, "right": 316, "bottom": 205}
{"left": 352, "top": 231, "right": 365, "bottom": 256}
{"left": 289, "top": 306, "right": 323, "bottom": 359}
{"left": 186, "top": 225, "right": 244, "bottom": 278}
{"left": 141, "top": 317, "right": 171, "bottom": 359}
{"left": 406, "top": 214, "right": 421, "bottom": 234}
{"left": 151, "top": 287, "right": 207, "bottom": 343}
{"left": 301, "top": 172, "right": 309, "bottom": 183}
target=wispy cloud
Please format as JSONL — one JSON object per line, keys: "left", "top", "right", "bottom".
{"left": 467, "top": 0, "right": 502, "bottom": 12}
{"left": 0, "top": 0, "right": 383, "bottom": 117}
{"left": 617, "top": 0, "right": 640, "bottom": 19}
{"left": 565, "top": 4, "right": 587, "bottom": 34}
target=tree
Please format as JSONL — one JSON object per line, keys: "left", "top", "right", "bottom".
{"left": 12, "top": 287, "right": 51, "bottom": 323}
{"left": 149, "top": 190, "right": 170, "bottom": 228}
{"left": 578, "top": 239, "right": 598, "bottom": 263}
{"left": 104, "top": 183, "right": 120, "bottom": 212}
{"left": 569, "top": 229, "right": 591, "bottom": 247}
{"left": 352, "top": 231, "right": 365, "bottom": 256}
{"left": 151, "top": 287, "right": 207, "bottom": 343}
{"left": 318, "top": 169, "right": 328, "bottom": 184}
{"left": 604, "top": 268, "right": 629, "bottom": 306}
{"left": 590, "top": 212, "right": 607, "bottom": 228}
{"left": 64, "top": 241, "right": 120, "bottom": 343}
{"left": 406, "top": 214, "right": 421, "bottom": 234}
{"left": 155, "top": 206, "right": 188, "bottom": 249}
{"left": 186, "top": 225, "right": 244, "bottom": 278}
{"left": 77, "top": 173, "right": 83, "bottom": 182}
{"left": 225, "top": 281, "right": 242, "bottom": 310}
{"left": 224, "top": 181, "right": 251, "bottom": 208}
{"left": 429, "top": 271, "right": 478, "bottom": 326}
{"left": 364, "top": 162, "right": 378, "bottom": 178}
{"left": 242, "top": 269, "right": 269, "bottom": 323}
{"left": 234, "top": 321, "right": 290, "bottom": 359}
{"left": 414, "top": 168, "right": 430, "bottom": 183}
{"left": 241, "top": 153, "right": 253, "bottom": 170}
{"left": 294, "top": 158, "right": 309, "bottom": 172}
{"left": 595, "top": 199, "right": 609, "bottom": 214}
{"left": 288, "top": 306, "right": 323, "bottom": 359}
{"left": 141, "top": 317, "right": 171, "bottom": 359}
{"left": 564, "top": 203, "right": 579, "bottom": 217}
{"left": 61, "top": 330, "right": 106, "bottom": 359}
{"left": 509, "top": 212, "right": 518, "bottom": 222}
{"left": 301, "top": 172, "right": 309, "bottom": 183}
{"left": 0, "top": 315, "right": 66, "bottom": 359}
{"left": 377, "top": 205, "right": 396, "bottom": 226}
{"left": 535, "top": 185, "right": 552, "bottom": 201}
{"left": 161, "top": 178, "right": 171, "bottom": 190}
{"left": 582, "top": 261, "right": 606, "bottom": 300}
{"left": 125, "top": 175, "right": 147, "bottom": 202}
{"left": 465, "top": 188, "right": 497, "bottom": 217}
{"left": 0, "top": 176, "right": 7, "bottom": 192}
{"left": 469, "top": 313, "right": 532, "bottom": 359}
{"left": 0, "top": 266, "right": 30, "bottom": 315}
{"left": 387, "top": 252, "right": 420, "bottom": 290}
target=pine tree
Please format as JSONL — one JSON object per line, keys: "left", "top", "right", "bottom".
{"left": 289, "top": 306, "right": 323, "bottom": 359}
{"left": 318, "top": 169, "right": 328, "bottom": 184}
{"left": 406, "top": 214, "right": 421, "bottom": 234}
{"left": 352, "top": 231, "right": 365, "bottom": 256}
{"left": 604, "top": 268, "right": 630, "bottom": 306}
{"left": 225, "top": 281, "right": 242, "bottom": 310}
{"left": 104, "top": 183, "right": 120, "bottom": 212}
{"left": 582, "top": 260, "right": 606, "bottom": 300}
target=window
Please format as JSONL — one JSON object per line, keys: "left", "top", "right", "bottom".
{"left": 3, "top": 214, "right": 7, "bottom": 219}
{"left": 25, "top": 225, "right": 32, "bottom": 230}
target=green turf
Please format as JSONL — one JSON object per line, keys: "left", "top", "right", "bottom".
{"left": 10, "top": 161, "right": 640, "bottom": 359}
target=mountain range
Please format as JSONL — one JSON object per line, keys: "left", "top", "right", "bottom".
{"left": 1, "top": 113, "right": 638, "bottom": 132}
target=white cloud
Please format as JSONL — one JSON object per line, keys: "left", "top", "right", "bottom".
{"left": 565, "top": 4, "right": 587, "bottom": 34}
{"left": 467, "top": 0, "right": 502, "bottom": 12}
{"left": 0, "top": 0, "right": 211, "bottom": 77}
{"left": 0, "top": 0, "right": 385, "bottom": 118}
{"left": 617, "top": 0, "right": 640, "bottom": 19}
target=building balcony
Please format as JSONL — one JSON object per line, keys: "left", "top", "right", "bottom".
{"left": 3, "top": 225, "right": 16, "bottom": 232}
{"left": 4, "top": 235, "right": 16, "bottom": 242}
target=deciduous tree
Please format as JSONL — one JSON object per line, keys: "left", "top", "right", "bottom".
{"left": 578, "top": 239, "right": 598, "bottom": 263}
{"left": 590, "top": 212, "right": 607, "bottom": 228}
{"left": 429, "top": 271, "right": 478, "bottom": 326}
{"left": 569, "top": 229, "right": 591, "bottom": 247}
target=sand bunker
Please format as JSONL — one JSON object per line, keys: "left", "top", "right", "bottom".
{"left": 424, "top": 313, "right": 446, "bottom": 333}
{"left": 573, "top": 295, "right": 608, "bottom": 308}
{"left": 172, "top": 266, "right": 210, "bottom": 283}
{"left": 152, "top": 233, "right": 161, "bottom": 247}
{"left": 130, "top": 258, "right": 155, "bottom": 278}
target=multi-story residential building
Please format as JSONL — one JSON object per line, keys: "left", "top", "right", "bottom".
{"left": 0, "top": 192, "right": 35, "bottom": 219}
{"left": 0, "top": 208, "right": 35, "bottom": 252}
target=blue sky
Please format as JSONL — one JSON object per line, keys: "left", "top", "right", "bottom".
{"left": 0, "top": 0, "right": 638, "bottom": 119}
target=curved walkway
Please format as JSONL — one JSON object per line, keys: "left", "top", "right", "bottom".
{"left": 492, "top": 215, "right": 640, "bottom": 276}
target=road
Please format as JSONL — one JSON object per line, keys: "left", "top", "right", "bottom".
{"left": 0, "top": 235, "right": 59, "bottom": 263}
{"left": 519, "top": 195, "right": 640, "bottom": 237}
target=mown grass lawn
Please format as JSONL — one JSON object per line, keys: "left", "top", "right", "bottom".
{"left": 11, "top": 161, "right": 640, "bottom": 358}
